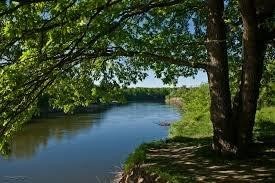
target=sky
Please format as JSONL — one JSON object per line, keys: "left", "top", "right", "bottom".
{"left": 131, "top": 70, "right": 208, "bottom": 88}
{"left": 130, "top": 14, "right": 208, "bottom": 88}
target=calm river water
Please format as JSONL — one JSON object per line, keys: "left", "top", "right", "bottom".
{"left": 0, "top": 102, "right": 180, "bottom": 183}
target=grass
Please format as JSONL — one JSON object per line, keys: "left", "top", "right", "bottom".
{"left": 169, "top": 84, "right": 213, "bottom": 138}
{"left": 254, "top": 106, "right": 275, "bottom": 140}
{"left": 169, "top": 111, "right": 212, "bottom": 138}
{"left": 124, "top": 136, "right": 275, "bottom": 182}
{"left": 123, "top": 106, "right": 275, "bottom": 182}
{"left": 123, "top": 143, "right": 148, "bottom": 173}
{"left": 170, "top": 106, "right": 275, "bottom": 140}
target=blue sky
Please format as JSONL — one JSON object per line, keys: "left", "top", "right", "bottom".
{"left": 130, "top": 15, "right": 208, "bottom": 88}
{"left": 132, "top": 70, "right": 208, "bottom": 88}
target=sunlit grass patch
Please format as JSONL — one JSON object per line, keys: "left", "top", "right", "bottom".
{"left": 254, "top": 107, "right": 275, "bottom": 139}
{"left": 169, "top": 111, "right": 212, "bottom": 138}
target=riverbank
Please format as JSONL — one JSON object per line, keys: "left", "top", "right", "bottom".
{"left": 165, "top": 97, "right": 183, "bottom": 108}
{"left": 119, "top": 107, "right": 275, "bottom": 182}
{"left": 119, "top": 137, "right": 275, "bottom": 182}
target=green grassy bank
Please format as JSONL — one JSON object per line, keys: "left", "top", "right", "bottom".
{"left": 122, "top": 85, "right": 275, "bottom": 182}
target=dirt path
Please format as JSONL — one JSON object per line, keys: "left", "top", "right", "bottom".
{"left": 143, "top": 139, "right": 275, "bottom": 182}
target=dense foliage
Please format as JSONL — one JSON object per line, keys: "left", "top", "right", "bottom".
{"left": 0, "top": 0, "right": 274, "bottom": 154}
{"left": 259, "top": 62, "right": 275, "bottom": 107}
{"left": 1, "top": 0, "right": 193, "bottom": 143}
{"left": 36, "top": 87, "right": 174, "bottom": 116}
{"left": 169, "top": 84, "right": 212, "bottom": 138}
{"left": 122, "top": 87, "right": 173, "bottom": 101}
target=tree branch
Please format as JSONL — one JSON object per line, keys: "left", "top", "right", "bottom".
{"left": 0, "top": 0, "right": 54, "bottom": 17}
{"left": 98, "top": 47, "right": 209, "bottom": 70}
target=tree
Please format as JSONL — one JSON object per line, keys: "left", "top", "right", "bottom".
{"left": 0, "top": 0, "right": 274, "bottom": 155}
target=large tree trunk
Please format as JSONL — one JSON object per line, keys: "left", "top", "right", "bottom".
{"left": 206, "top": 0, "right": 236, "bottom": 154}
{"left": 236, "top": 0, "right": 267, "bottom": 151}
{"left": 205, "top": 0, "right": 270, "bottom": 156}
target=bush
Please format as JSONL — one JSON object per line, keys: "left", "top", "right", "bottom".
{"left": 254, "top": 107, "right": 275, "bottom": 139}
{"left": 169, "top": 84, "right": 213, "bottom": 138}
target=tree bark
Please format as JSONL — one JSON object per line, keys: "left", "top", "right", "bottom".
{"left": 206, "top": 0, "right": 236, "bottom": 154}
{"left": 236, "top": 0, "right": 267, "bottom": 152}
{"left": 205, "top": 0, "right": 271, "bottom": 155}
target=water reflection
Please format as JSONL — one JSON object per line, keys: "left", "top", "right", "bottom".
{"left": 10, "top": 112, "right": 105, "bottom": 159}
{"left": 0, "top": 103, "right": 180, "bottom": 183}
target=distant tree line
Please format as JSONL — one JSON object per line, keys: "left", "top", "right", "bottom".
{"left": 36, "top": 87, "right": 179, "bottom": 115}
{"left": 122, "top": 87, "right": 177, "bottom": 102}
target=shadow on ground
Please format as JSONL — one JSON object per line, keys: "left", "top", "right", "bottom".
{"left": 143, "top": 136, "right": 275, "bottom": 182}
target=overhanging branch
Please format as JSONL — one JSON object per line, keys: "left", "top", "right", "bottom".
{"left": 101, "top": 47, "right": 209, "bottom": 70}
{"left": 0, "top": 0, "right": 55, "bottom": 17}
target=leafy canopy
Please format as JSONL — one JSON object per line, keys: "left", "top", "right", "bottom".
{"left": 0, "top": 0, "right": 203, "bottom": 139}
{"left": 0, "top": 0, "right": 274, "bottom": 151}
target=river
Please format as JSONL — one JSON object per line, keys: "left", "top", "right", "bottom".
{"left": 0, "top": 102, "right": 180, "bottom": 183}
